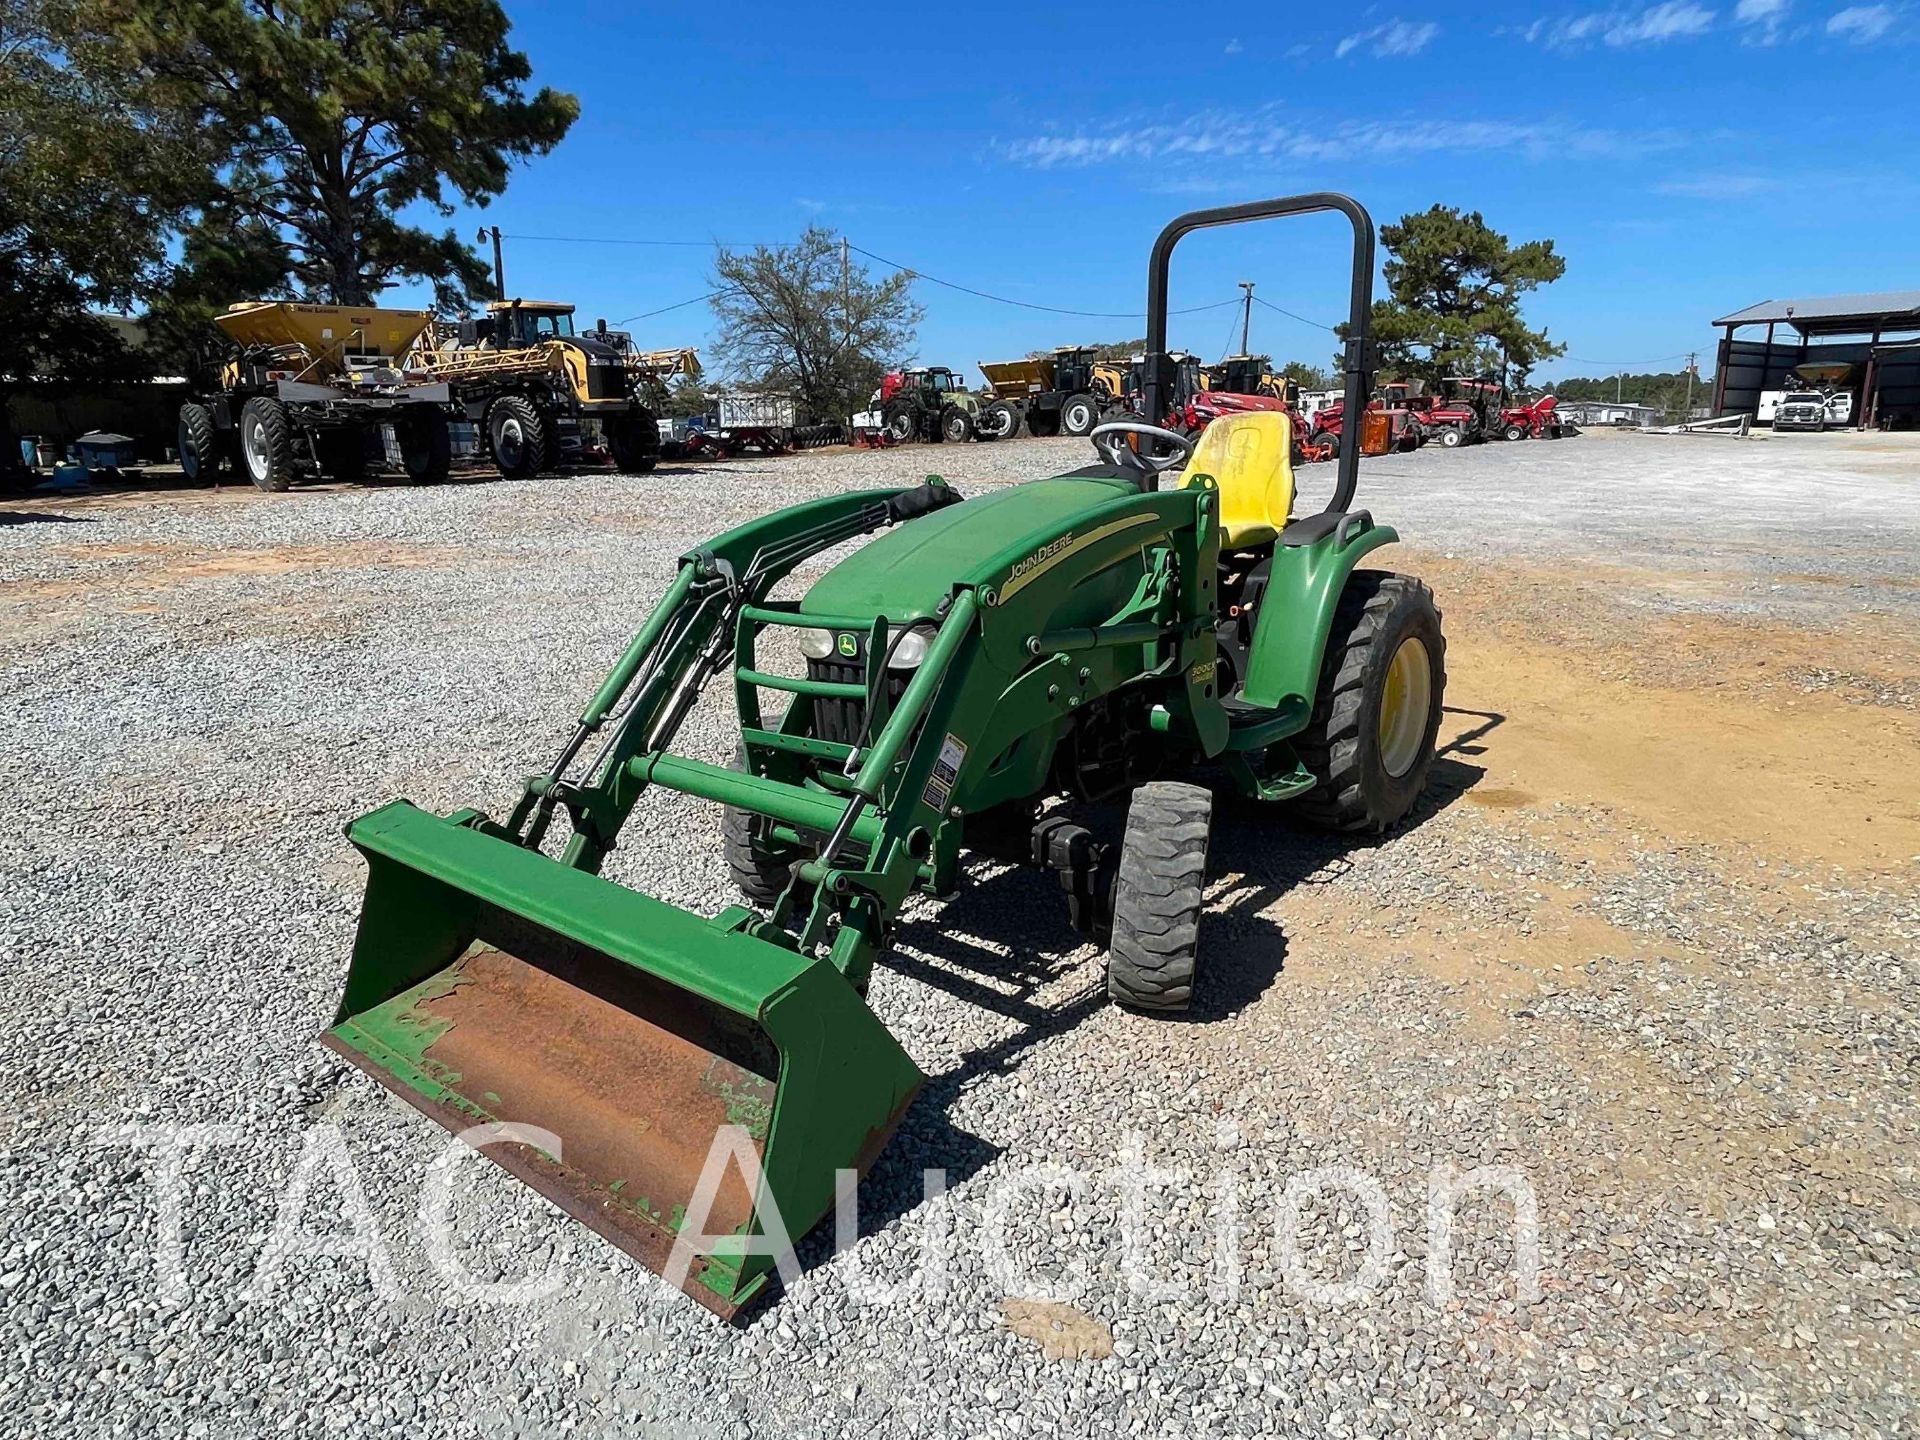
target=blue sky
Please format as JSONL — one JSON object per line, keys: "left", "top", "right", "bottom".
{"left": 397, "top": 0, "right": 1913, "bottom": 382}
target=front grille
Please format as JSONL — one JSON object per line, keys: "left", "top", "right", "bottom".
{"left": 806, "top": 658, "right": 909, "bottom": 744}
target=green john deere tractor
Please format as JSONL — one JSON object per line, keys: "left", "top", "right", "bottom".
{"left": 322, "top": 194, "right": 1447, "bottom": 1319}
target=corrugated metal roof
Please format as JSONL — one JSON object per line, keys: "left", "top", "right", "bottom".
{"left": 1715, "top": 290, "right": 1920, "bottom": 328}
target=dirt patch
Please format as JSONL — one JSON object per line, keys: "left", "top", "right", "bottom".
{"left": 1000, "top": 1298, "right": 1114, "bottom": 1360}
{"left": 1404, "top": 548, "right": 1920, "bottom": 702}
{"left": 1378, "top": 549, "right": 1920, "bottom": 870}
{"left": 1445, "top": 632, "right": 1917, "bottom": 870}
{"left": 43, "top": 538, "right": 446, "bottom": 583}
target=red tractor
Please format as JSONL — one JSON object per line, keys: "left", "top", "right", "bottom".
{"left": 1495, "top": 392, "right": 1562, "bottom": 440}
{"left": 1309, "top": 394, "right": 1421, "bottom": 457}
{"left": 1410, "top": 377, "right": 1499, "bottom": 447}
{"left": 1177, "top": 386, "right": 1336, "bottom": 463}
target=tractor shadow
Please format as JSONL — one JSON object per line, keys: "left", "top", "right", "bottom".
{"left": 0, "top": 507, "right": 94, "bottom": 526}
{"left": 779, "top": 706, "right": 1505, "bottom": 1292}
{"left": 1202, "top": 704, "right": 1503, "bottom": 943}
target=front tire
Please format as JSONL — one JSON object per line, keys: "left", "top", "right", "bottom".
{"left": 487, "top": 395, "right": 547, "bottom": 479}
{"left": 1107, "top": 781, "right": 1212, "bottom": 1012}
{"left": 1502, "top": 422, "right": 1527, "bottom": 442}
{"left": 941, "top": 408, "right": 973, "bottom": 444}
{"left": 397, "top": 410, "right": 452, "bottom": 484}
{"left": 238, "top": 397, "right": 295, "bottom": 491}
{"left": 722, "top": 747, "right": 801, "bottom": 906}
{"left": 1438, "top": 426, "right": 1464, "bottom": 448}
{"left": 1291, "top": 572, "right": 1446, "bottom": 833}
{"left": 1061, "top": 393, "right": 1099, "bottom": 437}
{"left": 177, "top": 403, "right": 220, "bottom": 483}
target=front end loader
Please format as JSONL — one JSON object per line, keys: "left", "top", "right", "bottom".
{"left": 323, "top": 193, "right": 1447, "bottom": 1319}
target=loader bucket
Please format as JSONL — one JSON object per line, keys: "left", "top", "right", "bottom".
{"left": 321, "top": 800, "right": 923, "bottom": 1319}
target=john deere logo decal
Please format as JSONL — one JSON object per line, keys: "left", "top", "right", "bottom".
{"left": 837, "top": 633, "right": 859, "bottom": 658}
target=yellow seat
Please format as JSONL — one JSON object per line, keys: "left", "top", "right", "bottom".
{"left": 1177, "top": 412, "right": 1295, "bottom": 547}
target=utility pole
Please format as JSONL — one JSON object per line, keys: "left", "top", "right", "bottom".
{"left": 841, "top": 235, "right": 852, "bottom": 358}
{"left": 1684, "top": 351, "right": 1697, "bottom": 418}
{"left": 1615, "top": 370, "right": 1622, "bottom": 405}
{"left": 477, "top": 226, "right": 505, "bottom": 298}
{"left": 1238, "top": 281, "right": 1255, "bottom": 355}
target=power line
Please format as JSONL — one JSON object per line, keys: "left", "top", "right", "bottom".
{"left": 1252, "top": 294, "right": 1334, "bottom": 331}
{"left": 846, "top": 242, "right": 1240, "bottom": 320}
{"left": 504, "top": 233, "right": 771, "bottom": 249}
{"left": 1217, "top": 307, "right": 1244, "bottom": 364}
{"left": 1560, "top": 352, "right": 1692, "bottom": 368}
{"left": 500, "top": 227, "right": 1273, "bottom": 326}
{"left": 611, "top": 289, "right": 734, "bottom": 326}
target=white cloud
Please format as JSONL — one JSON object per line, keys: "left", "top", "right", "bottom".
{"left": 1337, "top": 19, "right": 1441, "bottom": 57}
{"left": 1224, "top": 37, "right": 1244, "bottom": 54}
{"left": 1000, "top": 109, "right": 1685, "bottom": 170}
{"left": 1733, "top": 0, "right": 1788, "bottom": 40}
{"left": 1656, "top": 174, "right": 1777, "bottom": 198}
{"left": 1525, "top": 3, "right": 1716, "bottom": 47}
{"left": 1827, "top": 3, "right": 1895, "bottom": 39}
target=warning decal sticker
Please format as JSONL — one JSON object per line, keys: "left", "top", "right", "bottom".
{"left": 922, "top": 733, "right": 968, "bottom": 812}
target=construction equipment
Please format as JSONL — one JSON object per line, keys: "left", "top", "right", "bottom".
{"left": 323, "top": 192, "right": 1446, "bottom": 1320}
{"left": 874, "top": 366, "right": 985, "bottom": 443}
{"left": 1495, "top": 392, "right": 1563, "bottom": 440}
{"left": 975, "top": 347, "right": 1131, "bottom": 439}
{"left": 1204, "top": 353, "right": 1293, "bottom": 402}
{"left": 178, "top": 302, "right": 454, "bottom": 491}
{"left": 423, "top": 301, "right": 685, "bottom": 477}
{"left": 1420, "top": 377, "right": 1500, "bottom": 446}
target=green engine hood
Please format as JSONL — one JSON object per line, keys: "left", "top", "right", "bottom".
{"left": 802, "top": 476, "right": 1133, "bottom": 622}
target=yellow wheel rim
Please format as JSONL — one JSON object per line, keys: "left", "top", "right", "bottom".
{"left": 1377, "top": 636, "right": 1432, "bottom": 779}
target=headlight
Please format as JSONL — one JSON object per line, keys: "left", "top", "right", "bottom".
{"left": 888, "top": 626, "right": 934, "bottom": 670}
{"left": 797, "top": 628, "right": 835, "bottom": 660}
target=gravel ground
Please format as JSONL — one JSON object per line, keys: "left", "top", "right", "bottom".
{"left": 1, "top": 431, "right": 1914, "bottom": 1439}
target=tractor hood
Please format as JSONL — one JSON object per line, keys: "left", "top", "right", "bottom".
{"left": 803, "top": 476, "right": 1134, "bottom": 622}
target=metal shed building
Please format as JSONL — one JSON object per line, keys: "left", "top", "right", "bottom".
{"left": 1712, "top": 290, "right": 1920, "bottom": 428}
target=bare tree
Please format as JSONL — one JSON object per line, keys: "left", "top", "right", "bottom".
{"left": 711, "top": 228, "right": 922, "bottom": 422}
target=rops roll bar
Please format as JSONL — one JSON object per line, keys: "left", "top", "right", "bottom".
{"left": 1142, "top": 193, "right": 1376, "bottom": 515}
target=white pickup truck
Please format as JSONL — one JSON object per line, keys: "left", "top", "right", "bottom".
{"left": 1758, "top": 389, "right": 1850, "bottom": 428}
{"left": 1773, "top": 389, "right": 1854, "bottom": 432}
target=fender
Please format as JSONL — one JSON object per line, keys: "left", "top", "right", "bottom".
{"left": 1237, "top": 517, "right": 1399, "bottom": 713}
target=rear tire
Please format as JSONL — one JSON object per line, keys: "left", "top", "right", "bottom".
{"left": 1107, "top": 780, "right": 1212, "bottom": 1012}
{"left": 1061, "top": 394, "right": 1098, "bottom": 437}
{"left": 238, "top": 397, "right": 295, "bottom": 491}
{"left": 487, "top": 395, "right": 546, "bottom": 479}
{"left": 397, "top": 410, "right": 451, "bottom": 484}
{"left": 316, "top": 428, "right": 369, "bottom": 483}
{"left": 722, "top": 746, "right": 801, "bottom": 906}
{"left": 607, "top": 412, "right": 660, "bottom": 473}
{"left": 1028, "top": 409, "right": 1061, "bottom": 438}
{"left": 177, "top": 403, "right": 220, "bottom": 483}
{"left": 1291, "top": 572, "right": 1446, "bottom": 833}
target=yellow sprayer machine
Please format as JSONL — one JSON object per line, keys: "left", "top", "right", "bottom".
{"left": 178, "top": 302, "right": 455, "bottom": 491}
{"left": 420, "top": 299, "right": 696, "bottom": 478}
{"left": 974, "top": 346, "right": 1131, "bottom": 439}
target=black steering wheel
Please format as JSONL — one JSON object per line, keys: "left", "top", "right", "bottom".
{"left": 1089, "top": 420, "right": 1195, "bottom": 479}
